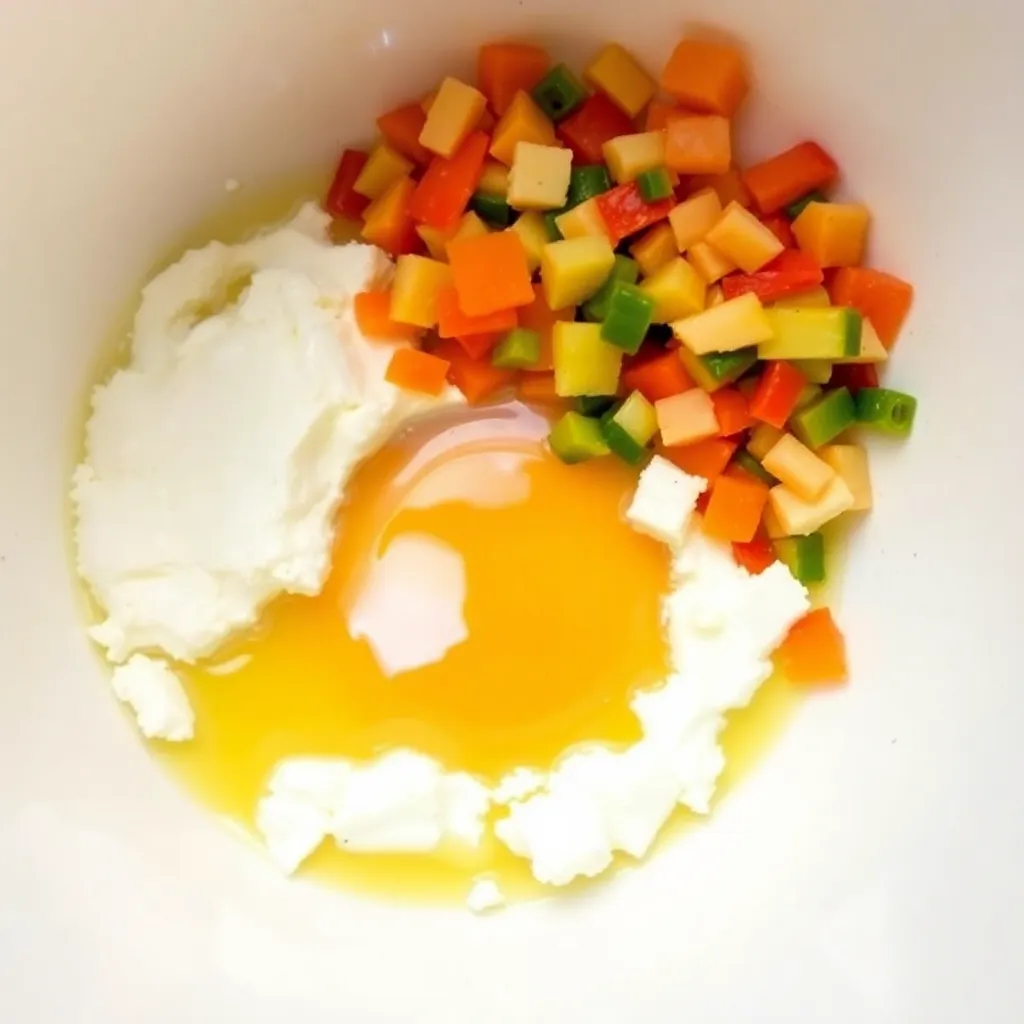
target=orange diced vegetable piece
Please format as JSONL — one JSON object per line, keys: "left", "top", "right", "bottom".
{"left": 660, "top": 39, "right": 749, "bottom": 117}
{"left": 353, "top": 291, "right": 422, "bottom": 340}
{"left": 828, "top": 267, "right": 914, "bottom": 348}
{"left": 433, "top": 339, "right": 515, "bottom": 402}
{"left": 660, "top": 437, "right": 737, "bottom": 483}
{"left": 478, "top": 42, "right": 550, "bottom": 116}
{"left": 776, "top": 608, "right": 849, "bottom": 685}
{"left": 686, "top": 167, "right": 751, "bottom": 209}
{"left": 665, "top": 114, "right": 731, "bottom": 175}
{"left": 743, "top": 142, "right": 839, "bottom": 215}
{"left": 731, "top": 534, "right": 777, "bottom": 574}
{"left": 749, "top": 361, "right": 808, "bottom": 429}
{"left": 791, "top": 202, "right": 870, "bottom": 268}
{"left": 622, "top": 350, "right": 695, "bottom": 403}
{"left": 385, "top": 348, "right": 451, "bottom": 395}
{"left": 710, "top": 387, "right": 752, "bottom": 436}
{"left": 377, "top": 103, "right": 432, "bottom": 165}
{"left": 361, "top": 178, "right": 419, "bottom": 256}
{"left": 448, "top": 231, "right": 535, "bottom": 317}
{"left": 517, "top": 284, "right": 574, "bottom": 371}
{"left": 702, "top": 473, "right": 769, "bottom": 543}
{"left": 645, "top": 98, "right": 678, "bottom": 132}
{"left": 435, "top": 285, "right": 517, "bottom": 338}
{"left": 454, "top": 331, "right": 503, "bottom": 360}
{"left": 518, "top": 371, "right": 563, "bottom": 404}
{"left": 410, "top": 131, "right": 490, "bottom": 232}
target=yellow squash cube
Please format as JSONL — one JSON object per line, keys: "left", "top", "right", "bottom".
{"left": 553, "top": 322, "right": 624, "bottom": 397}
{"left": 390, "top": 255, "right": 452, "bottom": 328}
{"left": 584, "top": 43, "right": 657, "bottom": 117}
{"left": 768, "top": 475, "right": 855, "bottom": 536}
{"left": 672, "top": 293, "right": 773, "bottom": 355}
{"left": 706, "top": 284, "right": 725, "bottom": 308}
{"left": 353, "top": 143, "right": 414, "bottom": 200}
{"left": 791, "top": 202, "right": 870, "bottom": 268}
{"left": 762, "top": 434, "right": 836, "bottom": 502}
{"left": 747, "top": 422, "right": 785, "bottom": 461}
{"left": 668, "top": 187, "right": 722, "bottom": 251}
{"left": 603, "top": 131, "right": 667, "bottom": 184}
{"left": 555, "top": 197, "right": 610, "bottom": 240}
{"left": 819, "top": 444, "right": 873, "bottom": 511}
{"left": 835, "top": 317, "right": 888, "bottom": 364}
{"left": 630, "top": 223, "right": 678, "bottom": 277}
{"left": 415, "top": 224, "right": 454, "bottom": 261}
{"left": 490, "top": 91, "right": 557, "bottom": 166}
{"left": 640, "top": 257, "right": 706, "bottom": 322}
{"left": 508, "top": 142, "right": 573, "bottom": 211}
{"left": 418, "top": 76, "right": 487, "bottom": 158}
{"left": 687, "top": 240, "right": 736, "bottom": 283}
{"left": 705, "top": 201, "right": 784, "bottom": 273}
{"left": 541, "top": 237, "right": 617, "bottom": 310}
{"left": 445, "top": 211, "right": 490, "bottom": 255}
{"left": 478, "top": 160, "right": 510, "bottom": 196}
{"left": 508, "top": 212, "right": 550, "bottom": 272}
{"left": 772, "top": 286, "right": 832, "bottom": 309}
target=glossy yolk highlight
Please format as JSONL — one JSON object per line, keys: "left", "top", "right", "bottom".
{"left": 167, "top": 401, "right": 670, "bottom": 832}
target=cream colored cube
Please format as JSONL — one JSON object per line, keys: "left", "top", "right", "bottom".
{"left": 640, "top": 257, "right": 706, "bottom": 322}
{"left": 672, "top": 293, "right": 773, "bottom": 355}
{"left": 508, "top": 211, "right": 550, "bottom": 272}
{"left": 762, "top": 434, "right": 837, "bottom": 502}
{"left": 668, "top": 188, "right": 722, "bottom": 251}
{"left": 820, "top": 445, "right": 873, "bottom": 511}
{"left": 630, "top": 223, "right": 678, "bottom": 277}
{"left": 555, "top": 197, "right": 610, "bottom": 240}
{"left": 835, "top": 317, "right": 889, "bottom": 364}
{"left": 584, "top": 44, "right": 657, "bottom": 117}
{"left": 418, "top": 76, "right": 486, "bottom": 158}
{"left": 508, "top": 142, "right": 573, "bottom": 211}
{"left": 768, "top": 475, "right": 855, "bottom": 536}
{"left": 655, "top": 389, "right": 720, "bottom": 447}
{"left": 603, "top": 131, "right": 666, "bottom": 184}
{"left": 705, "top": 201, "right": 785, "bottom": 273}
{"left": 687, "top": 240, "right": 736, "bottom": 283}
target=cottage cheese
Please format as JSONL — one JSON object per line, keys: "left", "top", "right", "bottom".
{"left": 73, "top": 204, "right": 462, "bottom": 666}
{"left": 109, "top": 654, "right": 194, "bottom": 742}
{"left": 466, "top": 878, "right": 505, "bottom": 914}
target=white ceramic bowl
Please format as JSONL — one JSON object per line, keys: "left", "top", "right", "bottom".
{"left": 2, "top": 1, "right": 1021, "bottom": 1020}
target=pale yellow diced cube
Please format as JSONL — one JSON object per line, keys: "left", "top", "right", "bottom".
{"left": 353, "top": 143, "right": 414, "bottom": 200}
{"left": 835, "top": 318, "right": 889, "bottom": 364}
{"left": 672, "top": 293, "right": 773, "bottom": 355}
{"left": 555, "top": 197, "right": 610, "bottom": 240}
{"left": 668, "top": 188, "right": 722, "bottom": 251}
{"left": 541, "top": 237, "right": 617, "bottom": 310}
{"left": 584, "top": 43, "right": 657, "bottom": 117}
{"left": 390, "top": 255, "right": 452, "bottom": 328}
{"left": 772, "top": 286, "right": 831, "bottom": 309}
{"left": 687, "top": 240, "right": 736, "bottom": 283}
{"left": 762, "top": 501, "right": 789, "bottom": 539}
{"left": 706, "top": 284, "right": 725, "bottom": 308}
{"left": 655, "top": 389, "right": 720, "bottom": 447}
{"left": 747, "top": 422, "right": 785, "bottom": 461}
{"left": 445, "top": 211, "right": 490, "bottom": 256}
{"left": 478, "top": 160, "right": 510, "bottom": 196}
{"left": 640, "top": 257, "right": 706, "bottom": 323}
{"left": 418, "top": 76, "right": 487, "bottom": 158}
{"left": 762, "top": 434, "right": 837, "bottom": 502}
{"left": 705, "top": 201, "right": 785, "bottom": 273}
{"left": 630, "top": 223, "right": 678, "bottom": 277}
{"left": 508, "top": 142, "right": 573, "bottom": 211}
{"left": 603, "top": 131, "right": 666, "bottom": 184}
{"left": 415, "top": 224, "right": 453, "bottom": 262}
{"left": 768, "top": 475, "right": 855, "bottom": 536}
{"left": 820, "top": 445, "right": 873, "bottom": 511}
{"left": 508, "top": 212, "right": 550, "bottom": 272}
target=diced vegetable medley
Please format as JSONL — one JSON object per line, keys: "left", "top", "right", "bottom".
{"left": 332, "top": 34, "right": 918, "bottom": 684}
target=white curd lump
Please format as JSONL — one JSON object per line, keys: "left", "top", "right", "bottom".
{"left": 73, "top": 204, "right": 462, "bottom": 667}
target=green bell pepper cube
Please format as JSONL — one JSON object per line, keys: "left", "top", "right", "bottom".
{"left": 785, "top": 189, "right": 827, "bottom": 219}
{"left": 600, "top": 391, "right": 659, "bottom": 465}
{"left": 568, "top": 164, "right": 613, "bottom": 208}
{"left": 470, "top": 191, "right": 512, "bottom": 227}
{"left": 531, "top": 63, "right": 588, "bottom": 123}
{"left": 732, "top": 449, "right": 776, "bottom": 485}
{"left": 678, "top": 347, "right": 759, "bottom": 392}
{"left": 601, "top": 281, "right": 656, "bottom": 354}
{"left": 855, "top": 387, "right": 918, "bottom": 437}
{"left": 548, "top": 411, "right": 610, "bottom": 464}
{"left": 582, "top": 255, "right": 640, "bottom": 322}
{"left": 492, "top": 328, "right": 541, "bottom": 369}
{"left": 577, "top": 395, "right": 617, "bottom": 417}
{"left": 773, "top": 533, "right": 826, "bottom": 584}
{"left": 790, "top": 387, "right": 857, "bottom": 448}
{"left": 636, "top": 167, "right": 674, "bottom": 203}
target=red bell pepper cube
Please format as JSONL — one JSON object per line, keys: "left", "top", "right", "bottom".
{"left": 732, "top": 534, "right": 777, "bottom": 574}
{"left": 721, "top": 250, "right": 824, "bottom": 304}
{"left": 325, "top": 149, "right": 371, "bottom": 220}
{"left": 409, "top": 131, "right": 490, "bottom": 232}
{"left": 558, "top": 93, "right": 635, "bottom": 164}
{"left": 595, "top": 183, "right": 674, "bottom": 244}
{"left": 748, "top": 361, "right": 808, "bottom": 428}
{"left": 760, "top": 214, "right": 796, "bottom": 249}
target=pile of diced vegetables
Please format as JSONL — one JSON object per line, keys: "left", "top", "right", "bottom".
{"left": 329, "top": 35, "right": 918, "bottom": 684}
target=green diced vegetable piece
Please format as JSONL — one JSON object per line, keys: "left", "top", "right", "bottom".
{"left": 548, "top": 412, "right": 610, "bottom": 464}
{"left": 470, "top": 191, "right": 512, "bottom": 227}
{"left": 492, "top": 328, "right": 541, "bottom": 369}
{"left": 790, "top": 387, "right": 857, "bottom": 448}
{"left": 543, "top": 210, "right": 564, "bottom": 240}
{"left": 553, "top": 322, "right": 624, "bottom": 396}
{"left": 636, "top": 167, "right": 674, "bottom": 203}
{"left": 600, "top": 391, "right": 658, "bottom": 464}
{"left": 793, "top": 382, "right": 823, "bottom": 413}
{"left": 582, "top": 255, "right": 640, "bottom": 322}
{"left": 773, "top": 533, "right": 826, "bottom": 584}
{"left": 785, "top": 189, "right": 827, "bottom": 219}
{"left": 601, "top": 281, "right": 655, "bottom": 354}
{"left": 678, "top": 347, "right": 758, "bottom": 392}
{"left": 577, "top": 395, "right": 617, "bottom": 417}
{"left": 793, "top": 358, "right": 833, "bottom": 384}
{"left": 733, "top": 449, "right": 776, "bottom": 484}
{"left": 855, "top": 387, "right": 918, "bottom": 437}
{"left": 760, "top": 308, "right": 862, "bottom": 360}
{"left": 568, "top": 165, "right": 613, "bottom": 208}
{"left": 531, "top": 63, "right": 589, "bottom": 123}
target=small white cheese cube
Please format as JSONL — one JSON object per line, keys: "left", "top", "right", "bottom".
{"left": 626, "top": 455, "right": 707, "bottom": 546}
{"left": 466, "top": 878, "right": 505, "bottom": 914}
{"left": 110, "top": 654, "right": 194, "bottom": 741}
{"left": 508, "top": 142, "right": 573, "bottom": 211}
